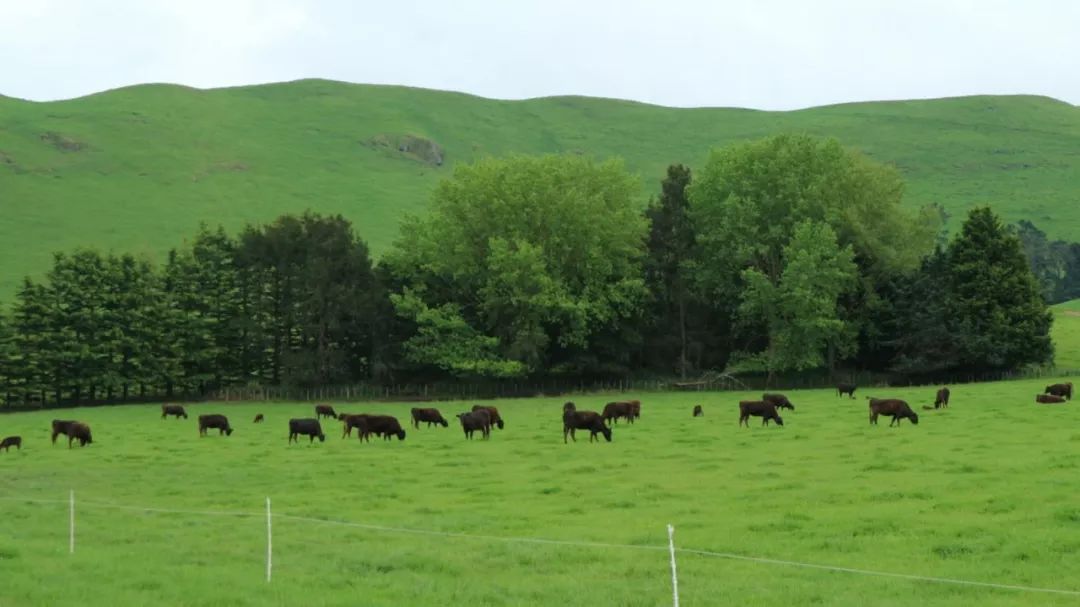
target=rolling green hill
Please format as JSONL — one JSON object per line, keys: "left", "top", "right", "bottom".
{"left": 1052, "top": 300, "right": 1080, "bottom": 369}
{"left": 1, "top": 79, "right": 1079, "bottom": 299}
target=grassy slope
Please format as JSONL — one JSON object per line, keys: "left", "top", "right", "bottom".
{"left": 1, "top": 80, "right": 1079, "bottom": 298}
{"left": 1053, "top": 300, "right": 1080, "bottom": 369}
{"left": 2, "top": 378, "right": 1080, "bottom": 606}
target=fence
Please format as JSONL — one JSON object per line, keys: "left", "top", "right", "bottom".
{"left": 1, "top": 492, "right": 1079, "bottom": 603}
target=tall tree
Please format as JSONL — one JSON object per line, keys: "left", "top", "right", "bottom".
{"left": 947, "top": 207, "right": 1053, "bottom": 371}
{"left": 9, "top": 279, "right": 51, "bottom": 404}
{"left": 385, "top": 154, "right": 647, "bottom": 378}
{"left": 0, "top": 310, "right": 12, "bottom": 404}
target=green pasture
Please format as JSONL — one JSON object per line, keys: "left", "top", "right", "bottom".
{"left": 1053, "top": 300, "right": 1080, "bottom": 369}
{"left": 1, "top": 377, "right": 1079, "bottom": 606}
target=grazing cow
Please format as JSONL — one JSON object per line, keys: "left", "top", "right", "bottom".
{"left": 457, "top": 409, "right": 491, "bottom": 440}
{"left": 602, "top": 401, "right": 634, "bottom": 425}
{"left": 411, "top": 407, "right": 449, "bottom": 429}
{"left": 340, "top": 414, "right": 371, "bottom": 439}
{"left": 314, "top": 404, "right": 337, "bottom": 420}
{"left": 934, "top": 387, "right": 950, "bottom": 409}
{"left": 51, "top": 420, "right": 77, "bottom": 445}
{"left": 288, "top": 418, "right": 326, "bottom": 444}
{"left": 867, "top": 398, "right": 919, "bottom": 426}
{"left": 68, "top": 422, "right": 93, "bottom": 448}
{"left": 738, "top": 401, "right": 784, "bottom": 427}
{"left": 1045, "top": 382, "right": 1073, "bottom": 400}
{"left": 627, "top": 400, "right": 641, "bottom": 421}
{"left": 253, "top": 414, "right": 264, "bottom": 423}
{"left": 692, "top": 405, "right": 703, "bottom": 417}
{"left": 161, "top": 404, "right": 188, "bottom": 419}
{"left": 0, "top": 436, "right": 21, "bottom": 452}
{"left": 1036, "top": 394, "right": 1067, "bottom": 404}
{"left": 198, "top": 414, "right": 233, "bottom": 437}
{"left": 563, "top": 409, "right": 612, "bottom": 443}
{"left": 762, "top": 393, "right": 795, "bottom": 411}
{"left": 471, "top": 405, "right": 504, "bottom": 430}
{"left": 363, "top": 415, "right": 407, "bottom": 441}
{"left": 837, "top": 383, "right": 857, "bottom": 399}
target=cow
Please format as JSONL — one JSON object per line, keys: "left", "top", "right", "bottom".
{"left": 738, "top": 401, "right": 784, "bottom": 427}
{"left": 563, "top": 401, "right": 576, "bottom": 413}
{"left": 692, "top": 405, "right": 703, "bottom": 417}
{"left": 68, "top": 422, "right": 93, "bottom": 448}
{"left": 471, "top": 405, "right": 504, "bottom": 430}
{"left": 868, "top": 398, "right": 919, "bottom": 426}
{"left": 1045, "top": 382, "right": 1073, "bottom": 400}
{"left": 602, "top": 401, "right": 634, "bottom": 425}
{"left": 314, "top": 404, "right": 337, "bottom": 420}
{"left": 837, "top": 383, "right": 857, "bottom": 399}
{"left": 627, "top": 400, "right": 641, "bottom": 421}
{"left": 1036, "top": 394, "right": 1067, "bottom": 404}
{"left": 161, "top": 404, "right": 188, "bottom": 419}
{"left": 363, "top": 415, "right": 407, "bottom": 441}
{"left": 51, "top": 420, "right": 77, "bottom": 445}
{"left": 253, "top": 414, "right": 265, "bottom": 423}
{"left": 288, "top": 418, "right": 326, "bottom": 444}
{"left": 457, "top": 409, "right": 491, "bottom": 440}
{"left": 934, "top": 387, "right": 951, "bottom": 409}
{"left": 198, "top": 414, "right": 233, "bottom": 437}
{"left": 563, "top": 409, "right": 612, "bottom": 443}
{"left": 411, "top": 407, "right": 449, "bottom": 429}
{"left": 0, "top": 436, "right": 21, "bottom": 452}
{"left": 762, "top": 393, "right": 795, "bottom": 411}
{"left": 340, "top": 414, "right": 371, "bottom": 439}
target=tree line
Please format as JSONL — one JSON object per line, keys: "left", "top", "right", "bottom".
{"left": 0, "top": 134, "right": 1065, "bottom": 406}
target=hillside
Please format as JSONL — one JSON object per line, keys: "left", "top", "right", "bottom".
{"left": 1, "top": 79, "right": 1079, "bottom": 297}
{"left": 1053, "top": 300, "right": 1080, "bottom": 370}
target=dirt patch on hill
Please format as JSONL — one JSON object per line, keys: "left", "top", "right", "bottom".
{"left": 366, "top": 133, "right": 444, "bottom": 166}
{"left": 40, "top": 132, "right": 86, "bottom": 152}
{"left": 1060, "top": 310, "right": 1080, "bottom": 318}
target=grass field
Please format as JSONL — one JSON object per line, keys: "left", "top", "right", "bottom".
{"left": 1, "top": 80, "right": 1079, "bottom": 296}
{"left": 1, "top": 377, "right": 1079, "bottom": 606}
{"left": 1053, "top": 300, "right": 1080, "bottom": 369}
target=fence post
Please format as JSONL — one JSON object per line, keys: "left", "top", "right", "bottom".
{"left": 69, "top": 489, "right": 75, "bottom": 554}
{"left": 266, "top": 497, "right": 272, "bottom": 582}
{"left": 667, "top": 524, "right": 679, "bottom": 607}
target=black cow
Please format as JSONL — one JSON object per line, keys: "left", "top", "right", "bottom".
{"left": 563, "top": 409, "right": 612, "bottom": 443}
{"left": 411, "top": 408, "right": 449, "bottom": 428}
{"left": 68, "top": 422, "right": 93, "bottom": 448}
{"left": 692, "top": 405, "right": 703, "bottom": 417}
{"left": 1045, "top": 382, "right": 1073, "bottom": 400}
{"left": 51, "top": 420, "right": 77, "bottom": 445}
{"left": 934, "top": 387, "right": 950, "bottom": 409}
{"left": 288, "top": 418, "right": 326, "bottom": 444}
{"left": 198, "top": 414, "right": 233, "bottom": 437}
{"left": 563, "top": 402, "right": 576, "bottom": 413}
{"left": 340, "top": 414, "right": 371, "bottom": 439}
{"left": 602, "top": 401, "right": 634, "bottom": 425}
{"left": 253, "top": 414, "right": 265, "bottom": 423}
{"left": 1036, "top": 394, "right": 1067, "bottom": 404}
{"left": 627, "top": 400, "right": 641, "bottom": 421}
{"left": 0, "top": 436, "right": 21, "bottom": 452}
{"left": 363, "top": 415, "right": 407, "bottom": 441}
{"left": 868, "top": 398, "right": 919, "bottom": 426}
{"left": 457, "top": 409, "right": 491, "bottom": 440}
{"left": 738, "top": 401, "right": 784, "bottom": 427}
{"left": 762, "top": 393, "right": 795, "bottom": 411}
{"left": 315, "top": 404, "right": 337, "bottom": 420}
{"left": 471, "top": 405, "right": 504, "bottom": 430}
{"left": 161, "top": 404, "right": 188, "bottom": 419}
{"left": 837, "top": 383, "right": 857, "bottom": 399}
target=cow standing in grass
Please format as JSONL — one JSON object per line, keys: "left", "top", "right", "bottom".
{"left": 51, "top": 420, "right": 77, "bottom": 445}
{"left": 340, "top": 414, "right": 370, "bottom": 439}
{"left": 315, "top": 404, "right": 337, "bottom": 420}
{"left": 411, "top": 408, "right": 449, "bottom": 429}
{"left": 693, "top": 405, "right": 703, "bottom": 417}
{"left": 0, "top": 436, "right": 21, "bottom": 452}
{"left": 363, "top": 415, "right": 407, "bottom": 441}
{"left": 836, "top": 383, "right": 857, "bottom": 399}
{"left": 762, "top": 393, "right": 795, "bottom": 411}
{"left": 198, "top": 414, "right": 233, "bottom": 437}
{"left": 934, "top": 387, "right": 950, "bottom": 409}
{"left": 68, "top": 423, "right": 93, "bottom": 448}
{"left": 562, "top": 406, "right": 612, "bottom": 443}
{"left": 602, "top": 401, "right": 634, "bottom": 425}
{"left": 867, "top": 398, "right": 919, "bottom": 426}
{"left": 458, "top": 410, "right": 491, "bottom": 440}
{"left": 161, "top": 404, "right": 188, "bottom": 419}
{"left": 738, "top": 401, "right": 784, "bottom": 427}
{"left": 288, "top": 418, "right": 326, "bottom": 443}
{"left": 471, "top": 405, "right": 504, "bottom": 430}
{"left": 1045, "top": 383, "right": 1073, "bottom": 400}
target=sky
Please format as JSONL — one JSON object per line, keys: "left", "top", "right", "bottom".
{"left": 1, "top": 0, "right": 1077, "bottom": 110}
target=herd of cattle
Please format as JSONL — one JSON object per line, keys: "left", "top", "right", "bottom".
{"left": 0, "top": 382, "right": 1073, "bottom": 452}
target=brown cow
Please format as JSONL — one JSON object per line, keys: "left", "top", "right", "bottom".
{"left": 411, "top": 408, "right": 449, "bottom": 429}
{"left": 457, "top": 409, "right": 491, "bottom": 440}
{"left": 563, "top": 401, "right": 576, "bottom": 413}
{"left": 762, "top": 393, "right": 795, "bottom": 411}
{"left": 934, "top": 387, "right": 950, "bottom": 409}
{"left": 0, "top": 436, "right": 21, "bottom": 452}
{"left": 563, "top": 408, "right": 612, "bottom": 443}
{"left": 1045, "top": 383, "right": 1073, "bottom": 400}
{"left": 471, "top": 405, "right": 504, "bottom": 430}
{"left": 314, "top": 404, "right": 337, "bottom": 420}
{"left": 198, "top": 414, "right": 233, "bottom": 437}
{"left": 602, "top": 401, "right": 634, "bottom": 425}
{"left": 51, "top": 420, "right": 77, "bottom": 445}
{"left": 1036, "top": 394, "right": 1067, "bottom": 404}
{"left": 868, "top": 398, "right": 919, "bottom": 426}
{"left": 288, "top": 418, "right": 326, "bottom": 443}
{"left": 161, "top": 404, "right": 188, "bottom": 419}
{"left": 253, "top": 414, "right": 265, "bottom": 423}
{"left": 627, "top": 400, "right": 641, "bottom": 421}
{"left": 837, "top": 383, "right": 857, "bottom": 399}
{"left": 362, "top": 415, "right": 407, "bottom": 441}
{"left": 738, "top": 401, "right": 784, "bottom": 427}
{"left": 68, "top": 422, "right": 93, "bottom": 448}
{"left": 693, "top": 405, "right": 703, "bottom": 417}
{"left": 340, "top": 414, "right": 371, "bottom": 439}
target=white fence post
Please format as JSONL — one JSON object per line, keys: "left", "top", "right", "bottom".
{"left": 69, "top": 490, "right": 75, "bottom": 554}
{"left": 266, "top": 497, "right": 272, "bottom": 582}
{"left": 667, "top": 524, "right": 679, "bottom": 607}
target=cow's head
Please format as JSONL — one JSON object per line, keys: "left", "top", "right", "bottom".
{"left": 317, "top": 433, "right": 326, "bottom": 442}
{"left": 773, "top": 415, "right": 784, "bottom": 427}
{"left": 439, "top": 419, "right": 448, "bottom": 427}
{"left": 601, "top": 426, "right": 612, "bottom": 442}
{"left": 909, "top": 412, "right": 919, "bottom": 425}
{"left": 226, "top": 428, "right": 234, "bottom": 436}
{"left": 395, "top": 429, "right": 407, "bottom": 441}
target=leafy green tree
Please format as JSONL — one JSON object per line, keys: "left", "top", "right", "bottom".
{"left": 947, "top": 207, "right": 1053, "bottom": 370}
{"left": 385, "top": 154, "right": 647, "bottom": 377}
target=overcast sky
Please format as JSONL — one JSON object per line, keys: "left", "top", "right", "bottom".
{"left": 1, "top": 0, "right": 1077, "bottom": 110}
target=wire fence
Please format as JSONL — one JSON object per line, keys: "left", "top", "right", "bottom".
{"left": 1, "top": 493, "right": 1079, "bottom": 601}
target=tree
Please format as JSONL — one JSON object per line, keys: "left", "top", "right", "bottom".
{"left": 737, "top": 221, "right": 857, "bottom": 380}
{"left": 385, "top": 154, "right": 647, "bottom": 377}
{"left": 0, "top": 310, "right": 13, "bottom": 404}
{"left": 947, "top": 207, "right": 1053, "bottom": 371}
{"left": 9, "top": 279, "right": 51, "bottom": 404}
